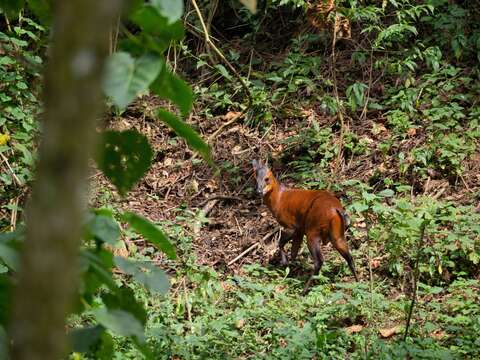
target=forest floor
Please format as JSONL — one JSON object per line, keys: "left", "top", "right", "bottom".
{"left": 89, "top": 96, "right": 480, "bottom": 358}
{"left": 92, "top": 96, "right": 479, "bottom": 275}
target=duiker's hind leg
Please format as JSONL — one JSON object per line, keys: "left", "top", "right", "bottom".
{"left": 330, "top": 217, "right": 358, "bottom": 281}
{"left": 302, "top": 234, "right": 325, "bottom": 295}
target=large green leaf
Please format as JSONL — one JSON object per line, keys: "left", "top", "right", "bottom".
{"left": 114, "top": 257, "right": 170, "bottom": 295}
{"left": 122, "top": 212, "right": 176, "bottom": 259}
{"left": 85, "top": 210, "right": 120, "bottom": 246}
{"left": 101, "top": 287, "right": 147, "bottom": 326}
{"left": 103, "top": 52, "right": 162, "bottom": 110}
{"left": 81, "top": 250, "right": 117, "bottom": 292}
{"left": 151, "top": 0, "right": 183, "bottom": 24}
{"left": 131, "top": 5, "right": 184, "bottom": 46}
{"left": 96, "top": 130, "right": 153, "bottom": 196}
{"left": 69, "top": 325, "right": 104, "bottom": 353}
{"left": 151, "top": 69, "right": 193, "bottom": 117}
{"left": 93, "top": 308, "right": 145, "bottom": 343}
{"left": 157, "top": 109, "right": 212, "bottom": 165}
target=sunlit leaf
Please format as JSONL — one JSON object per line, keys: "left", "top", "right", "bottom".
{"left": 122, "top": 212, "right": 176, "bottom": 259}
{"left": 157, "top": 109, "right": 212, "bottom": 165}
{"left": 103, "top": 52, "right": 162, "bottom": 110}
{"left": 96, "top": 130, "right": 153, "bottom": 196}
{"left": 238, "top": 0, "right": 257, "bottom": 14}
{"left": 151, "top": 0, "right": 183, "bottom": 24}
{"left": 378, "top": 189, "right": 395, "bottom": 197}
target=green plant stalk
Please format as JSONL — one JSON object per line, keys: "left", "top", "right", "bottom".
{"left": 190, "top": 0, "right": 253, "bottom": 114}
{"left": 403, "top": 217, "right": 427, "bottom": 341}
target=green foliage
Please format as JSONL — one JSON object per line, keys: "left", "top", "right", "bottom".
{"left": 0, "top": 17, "right": 43, "bottom": 222}
{"left": 96, "top": 130, "right": 153, "bottom": 196}
{"left": 157, "top": 109, "right": 212, "bottom": 165}
{"left": 103, "top": 52, "right": 163, "bottom": 110}
{"left": 122, "top": 211, "right": 176, "bottom": 260}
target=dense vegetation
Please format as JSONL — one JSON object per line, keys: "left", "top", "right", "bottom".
{"left": 0, "top": 0, "right": 479, "bottom": 358}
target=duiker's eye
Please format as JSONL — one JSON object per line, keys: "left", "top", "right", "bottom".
{"left": 264, "top": 177, "right": 270, "bottom": 184}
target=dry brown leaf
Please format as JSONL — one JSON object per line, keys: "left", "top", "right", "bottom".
{"left": 223, "top": 111, "right": 242, "bottom": 121}
{"left": 379, "top": 325, "right": 401, "bottom": 338}
{"left": 370, "top": 258, "right": 381, "bottom": 269}
{"left": 406, "top": 128, "right": 417, "bottom": 136}
{"left": 345, "top": 324, "right": 364, "bottom": 334}
{"left": 372, "top": 122, "right": 388, "bottom": 135}
{"left": 430, "top": 330, "right": 446, "bottom": 339}
{"left": 238, "top": 0, "right": 257, "bottom": 14}
{"left": 236, "top": 318, "right": 246, "bottom": 329}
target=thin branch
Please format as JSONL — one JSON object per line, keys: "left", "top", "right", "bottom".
{"left": 190, "top": 0, "right": 253, "bottom": 113}
{"left": 403, "top": 217, "right": 428, "bottom": 341}
{"left": 331, "top": 15, "right": 346, "bottom": 175}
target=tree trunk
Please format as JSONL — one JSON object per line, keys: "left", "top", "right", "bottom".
{"left": 10, "top": 1, "right": 122, "bottom": 359}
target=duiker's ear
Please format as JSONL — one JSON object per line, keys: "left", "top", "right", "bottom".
{"left": 252, "top": 159, "right": 259, "bottom": 169}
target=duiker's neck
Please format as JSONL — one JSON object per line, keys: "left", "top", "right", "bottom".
{"left": 263, "top": 177, "right": 283, "bottom": 213}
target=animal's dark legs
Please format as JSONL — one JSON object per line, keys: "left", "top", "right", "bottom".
{"left": 278, "top": 231, "right": 293, "bottom": 266}
{"left": 302, "top": 235, "right": 324, "bottom": 295}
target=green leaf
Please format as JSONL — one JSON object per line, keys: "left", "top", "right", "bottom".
{"left": 151, "top": 0, "right": 183, "bottom": 24}
{"left": 378, "top": 189, "right": 395, "bottom": 197}
{"left": 93, "top": 308, "right": 145, "bottom": 343}
{"left": 103, "top": 52, "right": 163, "bottom": 110}
{"left": 96, "top": 130, "right": 153, "bottom": 196}
{"left": 69, "top": 325, "right": 104, "bottom": 353}
{"left": 131, "top": 5, "right": 184, "bottom": 47}
{"left": 85, "top": 212, "right": 120, "bottom": 245}
{"left": 157, "top": 109, "right": 212, "bottom": 165}
{"left": 122, "top": 212, "right": 176, "bottom": 259}
{"left": 0, "top": 243, "right": 19, "bottom": 272}
{"left": 81, "top": 250, "right": 117, "bottom": 292}
{"left": 101, "top": 287, "right": 147, "bottom": 326}
{"left": 114, "top": 257, "right": 170, "bottom": 295}
{"left": 214, "top": 64, "right": 232, "bottom": 80}
{"left": 151, "top": 69, "right": 193, "bottom": 117}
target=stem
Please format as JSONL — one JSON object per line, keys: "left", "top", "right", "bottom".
{"left": 403, "top": 218, "right": 427, "bottom": 341}
{"left": 190, "top": 0, "right": 253, "bottom": 113}
{"left": 10, "top": 1, "right": 123, "bottom": 359}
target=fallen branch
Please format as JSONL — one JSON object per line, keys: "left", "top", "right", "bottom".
{"left": 227, "top": 227, "right": 280, "bottom": 266}
{"left": 199, "top": 195, "right": 242, "bottom": 207}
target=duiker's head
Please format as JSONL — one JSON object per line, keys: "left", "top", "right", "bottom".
{"left": 252, "top": 159, "right": 275, "bottom": 196}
